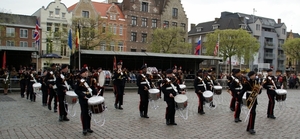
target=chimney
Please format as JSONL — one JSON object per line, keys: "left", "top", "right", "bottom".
{"left": 215, "top": 18, "right": 219, "bottom": 22}
{"left": 191, "top": 23, "right": 195, "bottom": 30}
{"left": 278, "top": 18, "right": 281, "bottom": 24}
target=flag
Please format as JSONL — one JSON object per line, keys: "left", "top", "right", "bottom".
{"left": 113, "top": 56, "right": 116, "bottom": 70}
{"left": 214, "top": 40, "right": 219, "bottom": 56}
{"left": 75, "top": 24, "right": 80, "bottom": 49}
{"left": 194, "top": 36, "right": 201, "bottom": 55}
{"left": 34, "top": 19, "right": 40, "bottom": 48}
{"left": 68, "top": 29, "right": 72, "bottom": 49}
{"left": 2, "top": 51, "right": 6, "bottom": 69}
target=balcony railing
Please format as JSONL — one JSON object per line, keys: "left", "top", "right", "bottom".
{"left": 264, "top": 53, "right": 274, "bottom": 59}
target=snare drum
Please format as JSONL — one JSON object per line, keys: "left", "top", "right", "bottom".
{"left": 275, "top": 89, "right": 287, "bottom": 102}
{"left": 88, "top": 96, "right": 105, "bottom": 114}
{"left": 32, "top": 83, "right": 42, "bottom": 93}
{"left": 203, "top": 91, "right": 213, "bottom": 103}
{"left": 148, "top": 89, "right": 160, "bottom": 101}
{"left": 65, "top": 91, "right": 78, "bottom": 104}
{"left": 213, "top": 86, "right": 222, "bottom": 95}
{"left": 174, "top": 94, "right": 188, "bottom": 109}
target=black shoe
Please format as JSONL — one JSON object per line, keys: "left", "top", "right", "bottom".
{"left": 63, "top": 116, "right": 70, "bottom": 121}
{"left": 87, "top": 129, "right": 93, "bottom": 133}
{"left": 114, "top": 104, "right": 117, "bottom": 109}
{"left": 54, "top": 109, "right": 57, "bottom": 113}
{"left": 48, "top": 105, "right": 52, "bottom": 110}
{"left": 170, "top": 123, "right": 177, "bottom": 125}
{"left": 143, "top": 115, "right": 149, "bottom": 118}
{"left": 248, "top": 129, "right": 256, "bottom": 134}
{"left": 268, "top": 115, "right": 276, "bottom": 119}
{"left": 83, "top": 130, "right": 87, "bottom": 135}
{"left": 235, "top": 118, "right": 242, "bottom": 123}
{"left": 118, "top": 106, "right": 123, "bottom": 110}
{"left": 199, "top": 111, "right": 205, "bottom": 115}
{"left": 230, "top": 108, "right": 235, "bottom": 111}
{"left": 210, "top": 103, "right": 215, "bottom": 107}
{"left": 166, "top": 119, "right": 170, "bottom": 125}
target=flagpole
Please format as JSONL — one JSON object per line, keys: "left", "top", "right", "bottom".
{"left": 79, "top": 43, "right": 81, "bottom": 70}
{"left": 218, "top": 34, "right": 220, "bottom": 57}
{"left": 37, "top": 44, "right": 39, "bottom": 72}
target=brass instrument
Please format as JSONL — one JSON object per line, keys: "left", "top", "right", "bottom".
{"left": 246, "top": 80, "right": 261, "bottom": 109}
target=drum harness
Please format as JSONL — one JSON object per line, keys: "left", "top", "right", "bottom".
{"left": 30, "top": 74, "right": 37, "bottom": 83}
{"left": 197, "top": 76, "right": 207, "bottom": 92}
{"left": 49, "top": 71, "right": 57, "bottom": 89}
{"left": 4, "top": 72, "right": 9, "bottom": 84}
{"left": 141, "top": 74, "right": 151, "bottom": 89}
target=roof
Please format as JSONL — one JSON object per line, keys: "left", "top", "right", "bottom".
{"left": 287, "top": 32, "right": 300, "bottom": 39}
{"left": 68, "top": 1, "right": 125, "bottom": 19}
{"left": 0, "top": 13, "right": 36, "bottom": 27}
{"left": 0, "top": 46, "right": 37, "bottom": 52}
{"left": 237, "top": 12, "right": 279, "bottom": 27}
{"left": 80, "top": 50, "right": 222, "bottom": 60}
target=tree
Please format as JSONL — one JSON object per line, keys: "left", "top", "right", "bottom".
{"left": 282, "top": 38, "right": 300, "bottom": 65}
{"left": 150, "top": 27, "right": 191, "bottom": 54}
{"left": 72, "top": 17, "right": 115, "bottom": 50}
{"left": 204, "top": 29, "right": 260, "bottom": 72}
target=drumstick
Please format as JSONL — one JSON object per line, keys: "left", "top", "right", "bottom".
{"left": 96, "top": 89, "right": 102, "bottom": 97}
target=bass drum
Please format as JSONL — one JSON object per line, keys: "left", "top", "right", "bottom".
{"left": 98, "top": 71, "right": 105, "bottom": 87}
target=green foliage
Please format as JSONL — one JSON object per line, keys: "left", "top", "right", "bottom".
{"left": 204, "top": 29, "right": 260, "bottom": 70}
{"left": 283, "top": 38, "right": 300, "bottom": 59}
{"left": 150, "top": 27, "right": 191, "bottom": 54}
{"left": 72, "top": 17, "right": 115, "bottom": 50}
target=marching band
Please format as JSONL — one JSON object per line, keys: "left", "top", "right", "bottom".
{"left": 7, "top": 60, "right": 289, "bottom": 136}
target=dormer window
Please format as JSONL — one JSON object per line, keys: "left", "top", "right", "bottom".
{"left": 110, "top": 14, "right": 116, "bottom": 20}
{"left": 213, "top": 25, "right": 219, "bottom": 30}
{"left": 240, "top": 24, "right": 247, "bottom": 29}
{"left": 196, "top": 27, "right": 202, "bottom": 32}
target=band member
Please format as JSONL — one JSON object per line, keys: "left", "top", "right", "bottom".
{"left": 242, "top": 71, "right": 262, "bottom": 134}
{"left": 137, "top": 64, "right": 152, "bottom": 118}
{"left": 19, "top": 69, "right": 26, "bottom": 98}
{"left": 45, "top": 64, "right": 58, "bottom": 112}
{"left": 157, "top": 69, "right": 165, "bottom": 98}
{"left": 75, "top": 68, "right": 95, "bottom": 135}
{"left": 263, "top": 69, "right": 278, "bottom": 119}
{"left": 203, "top": 70, "right": 217, "bottom": 107}
{"left": 96, "top": 67, "right": 105, "bottom": 96}
{"left": 229, "top": 69, "right": 243, "bottom": 122}
{"left": 194, "top": 69, "right": 205, "bottom": 114}
{"left": 41, "top": 70, "right": 48, "bottom": 106}
{"left": 113, "top": 62, "right": 127, "bottom": 110}
{"left": 56, "top": 64, "right": 70, "bottom": 122}
{"left": 177, "top": 66, "right": 184, "bottom": 84}
{"left": 90, "top": 69, "right": 98, "bottom": 96}
{"left": 2, "top": 70, "right": 10, "bottom": 95}
{"left": 161, "top": 69, "right": 185, "bottom": 125}
{"left": 228, "top": 69, "right": 236, "bottom": 111}
{"left": 27, "top": 69, "right": 36, "bottom": 102}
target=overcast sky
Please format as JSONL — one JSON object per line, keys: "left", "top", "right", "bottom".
{"left": 1, "top": 0, "right": 299, "bottom": 33}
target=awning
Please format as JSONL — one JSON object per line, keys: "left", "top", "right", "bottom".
{"left": 0, "top": 46, "right": 38, "bottom": 52}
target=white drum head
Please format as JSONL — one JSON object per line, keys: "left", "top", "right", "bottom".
{"left": 66, "top": 91, "right": 77, "bottom": 97}
{"left": 203, "top": 91, "right": 213, "bottom": 98}
{"left": 213, "top": 86, "right": 222, "bottom": 90}
{"left": 98, "top": 71, "right": 105, "bottom": 87}
{"left": 174, "top": 94, "right": 188, "bottom": 103}
{"left": 33, "top": 83, "right": 42, "bottom": 88}
{"left": 88, "top": 96, "right": 105, "bottom": 105}
{"left": 179, "top": 84, "right": 186, "bottom": 89}
{"left": 276, "top": 89, "right": 287, "bottom": 95}
{"left": 148, "top": 89, "right": 159, "bottom": 94}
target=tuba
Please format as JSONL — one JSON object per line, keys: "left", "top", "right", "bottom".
{"left": 246, "top": 80, "right": 261, "bottom": 109}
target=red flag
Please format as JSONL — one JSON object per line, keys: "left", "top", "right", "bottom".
{"left": 214, "top": 41, "right": 219, "bottom": 56}
{"left": 194, "top": 36, "right": 201, "bottom": 55}
{"left": 113, "top": 56, "right": 116, "bottom": 70}
{"left": 2, "top": 51, "right": 6, "bottom": 69}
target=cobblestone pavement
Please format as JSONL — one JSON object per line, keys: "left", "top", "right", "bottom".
{"left": 0, "top": 88, "right": 299, "bottom": 139}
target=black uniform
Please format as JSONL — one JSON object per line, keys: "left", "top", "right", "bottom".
{"left": 41, "top": 74, "right": 48, "bottom": 106}
{"left": 194, "top": 75, "right": 205, "bottom": 114}
{"left": 74, "top": 76, "right": 94, "bottom": 134}
{"left": 19, "top": 71, "right": 26, "bottom": 98}
{"left": 113, "top": 69, "right": 127, "bottom": 109}
{"left": 228, "top": 75, "right": 236, "bottom": 111}
{"left": 45, "top": 70, "right": 58, "bottom": 112}
{"left": 229, "top": 75, "right": 244, "bottom": 122}
{"left": 204, "top": 74, "right": 217, "bottom": 107}
{"left": 242, "top": 77, "right": 261, "bottom": 133}
{"left": 137, "top": 73, "right": 152, "bottom": 118}
{"left": 56, "top": 71, "right": 70, "bottom": 121}
{"left": 161, "top": 76, "right": 181, "bottom": 125}
{"left": 263, "top": 75, "right": 278, "bottom": 118}
{"left": 27, "top": 72, "right": 36, "bottom": 101}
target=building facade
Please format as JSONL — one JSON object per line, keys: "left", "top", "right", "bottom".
{"left": 286, "top": 30, "right": 300, "bottom": 72}
{"left": 32, "top": 0, "right": 72, "bottom": 69}
{"left": 68, "top": 0, "right": 127, "bottom": 51}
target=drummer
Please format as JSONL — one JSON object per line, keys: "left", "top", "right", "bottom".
{"left": 203, "top": 69, "right": 217, "bottom": 107}
{"left": 263, "top": 69, "right": 278, "bottom": 119}
{"left": 136, "top": 64, "right": 152, "bottom": 118}
{"left": 161, "top": 69, "right": 185, "bottom": 125}
{"left": 75, "top": 68, "right": 95, "bottom": 135}
{"left": 194, "top": 69, "right": 205, "bottom": 115}
{"left": 56, "top": 64, "right": 70, "bottom": 122}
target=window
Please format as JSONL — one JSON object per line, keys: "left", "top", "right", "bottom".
{"left": 211, "top": 60, "right": 215, "bottom": 65}
{"left": 47, "top": 22, "right": 52, "bottom": 31}
{"left": 163, "top": 21, "right": 169, "bottom": 28}
{"left": 142, "top": 33, "right": 147, "bottom": 43}
{"left": 240, "top": 24, "right": 247, "bottom": 29}
{"left": 152, "top": 19, "right": 157, "bottom": 28}
{"left": 110, "top": 14, "right": 116, "bottom": 20}
{"left": 142, "top": 18, "right": 147, "bottom": 27}
{"left": 282, "top": 28, "right": 286, "bottom": 35}
{"left": 102, "top": 23, "right": 106, "bottom": 33}
{"left": 82, "top": 11, "right": 89, "bottom": 18}
{"left": 32, "top": 42, "right": 36, "bottom": 47}
{"left": 100, "top": 41, "right": 106, "bottom": 51}
{"left": 172, "top": 22, "right": 177, "bottom": 27}
{"left": 212, "top": 25, "right": 219, "bottom": 30}
{"left": 6, "top": 40, "right": 14, "bottom": 46}
{"left": 131, "top": 49, "right": 136, "bottom": 52}
{"left": 181, "top": 23, "right": 186, "bottom": 31}
{"left": 172, "top": 8, "right": 178, "bottom": 18}
{"left": 54, "top": 24, "right": 60, "bottom": 38}
{"left": 6, "top": 27, "right": 15, "bottom": 37}
{"left": 20, "top": 29, "right": 28, "bottom": 38}
{"left": 110, "top": 41, "right": 115, "bottom": 51}
{"left": 61, "top": 40, "right": 67, "bottom": 56}
{"left": 55, "top": 9, "right": 60, "bottom": 16}
{"left": 20, "top": 41, "right": 28, "bottom": 47}
{"left": 256, "top": 24, "right": 260, "bottom": 31}
{"left": 196, "top": 27, "right": 202, "bottom": 32}
{"left": 32, "top": 30, "right": 35, "bottom": 39}
{"left": 49, "top": 11, "right": 53, "bottom": 17}
{"left": 62, "top": 13, "right": 66, "bottom": 18}
{"left": 62, "top": 24, "right": 67, "bottom": 33}
{"left": 118, "top": 41, "right": 123, "bottom": 51}
{"left": 113, "top": 24, "right": 117, "bottom": 35}
{"left": 131, "top": 16, "right": 137, "bottom": 26}
{"left": 141, "top": 2, "right": 149, "bottom": 12}
{"left": 131, "top": 32, "right": 137, "bottom": 41}
{"left": 119, "top": 25, "right": 123, "bottom": 35}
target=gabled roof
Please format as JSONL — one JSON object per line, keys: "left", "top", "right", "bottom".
{"left": 68, "top": 1, "right": 125, "bottom": 19}
{"left": 0, "top": 13, "right": 36, "bottom": 27}
{"left": 287, "top": 32, "right": 300, "bottom": 39}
